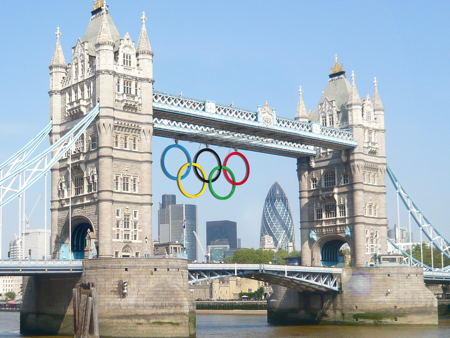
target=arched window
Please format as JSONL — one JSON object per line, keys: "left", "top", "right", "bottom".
{"left": 311, "top": 177, "right": 318, "bottom": 189}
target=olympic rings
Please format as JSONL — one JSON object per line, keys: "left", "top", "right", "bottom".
{"left": 223, "top": 152, "right": 250, "bottom": 186}
{"left": 161, "top": 144, "right": 191, "bottom": 180}
{"left": 193, "top": 148, "right": 222, "bottom": 183}
{"left": 161, "top": 144, "right": 250, "bottom": 199}
{"left": 209, "top": 166, "right": 236, "bottom": 200}
{"left": 177, "top": 163, "right": 207, "bottom": 198}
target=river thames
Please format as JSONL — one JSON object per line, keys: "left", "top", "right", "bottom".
{"left": 1, "top": 311, "right": 449, "bottom": 337}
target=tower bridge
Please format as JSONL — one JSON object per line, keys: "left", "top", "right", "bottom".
{"left": 0, "top": 1, "right": 448, "bottom": 336}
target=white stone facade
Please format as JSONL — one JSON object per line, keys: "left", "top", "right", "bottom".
{"left": 298, "top": 62, "right": 388, "bottom": 267}
{"left": 49, "top": 5, "right": 154, "bottom": 258}
{"left": 0, "top": 276, "right": 22, "bottom": 300}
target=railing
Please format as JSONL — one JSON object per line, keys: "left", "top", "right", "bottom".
{"left": 153, "top": 92, "right": 356, "bottom": 145}
{"left": 276, "top": 117, "right": 311, "bottom": 132}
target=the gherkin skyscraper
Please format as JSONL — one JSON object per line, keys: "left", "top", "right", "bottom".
{"left": 260, "top": 182, "right": 294, "bottom": 250}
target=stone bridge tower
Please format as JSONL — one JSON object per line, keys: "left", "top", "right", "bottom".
{"left": 297, "top": 58, "right": 388, "bottom": 267}
{"left": 49, "top": 2, "right": 154, "bottom": 258}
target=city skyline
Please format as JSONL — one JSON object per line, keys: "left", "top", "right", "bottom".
{"left": 0, "top": 1, "right": 448, "bottom": 256}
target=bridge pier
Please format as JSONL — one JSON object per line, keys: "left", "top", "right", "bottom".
{"left": 268, "top": 266, "right": 437, "bottom": 325}
{"left": 20, "top": 258, "right": 195, "bottom": 337}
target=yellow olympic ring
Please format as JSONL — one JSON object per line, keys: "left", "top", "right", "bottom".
{"left": 177, "top": 162, "right": 207, "bottom": 198}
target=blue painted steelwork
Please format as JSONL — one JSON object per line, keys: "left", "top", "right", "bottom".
{"left": 387, "top": 167, "right": 450, "bottom": 261}
{"left": 0, "top": 121, "right": 52, "bottom": 171}
{"left": 387, "top": 238, "right": 435, "bottom": 271}
{"left": 188, "top": 263, "right": 341, "bottom": 292}
{"left": 153, "top": 91, "right": 357, "bottom": 151}
{"left": 0, "top": 105, "right": 99, "bottom": 208}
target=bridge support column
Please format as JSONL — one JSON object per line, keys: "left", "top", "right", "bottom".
{"left": 20, "top": 258, "right": 196, "bottom": 337}
{"left": 268, "top": 266, "right": 437, "bottom": 325}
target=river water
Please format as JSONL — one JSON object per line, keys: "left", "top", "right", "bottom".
{"left": 1, "top": 311, "right": 449, "bottom": 337}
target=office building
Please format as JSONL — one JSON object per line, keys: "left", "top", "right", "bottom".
{"left": 158, "top": 194, "right": 197, "bottom": 261}
{"left": 8, "top": 229, "right": 51, "bottom": 260}
{"left": 260, "top": 182, "right": 294, "bottom": 251}
{"left": 206, "top": 220, "right": 237, "bottom": 249}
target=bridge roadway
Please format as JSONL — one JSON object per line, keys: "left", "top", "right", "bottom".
{"left": 0, "top": 260, "right": 449, "bottom": 292}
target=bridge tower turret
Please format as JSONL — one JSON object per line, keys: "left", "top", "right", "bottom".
{"left": 49, "top": 2, "right": 154, "bottom": 259}
{"left": 298, "top": 57, "right": 388, "bottom": 267}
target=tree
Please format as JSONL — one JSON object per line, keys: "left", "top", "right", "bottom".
{"left": 224, "top": 249, "right": 300, "bottom": 264}
{"left": 411, "top": 243, "right": 450, "bottom": 268}
{"left": 5, "top": 291, "right": 15, "bottom": 300}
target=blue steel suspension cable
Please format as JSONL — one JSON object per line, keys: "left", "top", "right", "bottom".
{"left": 0, "top": 105, "right": 99, "bottom": 186}
{"left": 0, "top": 105, "right": 99, "bottom": 207}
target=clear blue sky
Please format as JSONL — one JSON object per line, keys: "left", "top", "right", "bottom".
{"left": 0, "top": 1, "right": 448, "bottom": 258}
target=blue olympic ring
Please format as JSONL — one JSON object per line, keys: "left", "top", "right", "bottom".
{"left": 160, "top": 144, "right": 192, "bottom": 180}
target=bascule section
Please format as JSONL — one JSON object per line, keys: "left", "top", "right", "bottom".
{"left": 297, "top": 59, "right": 388, "bottom": 268}
{"left": 49, "top": 2, "right": 153, "bottom": 259}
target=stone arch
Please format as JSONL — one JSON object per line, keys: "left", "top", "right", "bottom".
{"left": 71, "top": 216, "right": 94, "bottom": 259}
{"left": 121, "top": 245, "right": 133, "bottom": 258}
{"left": 312, "top": 234, "right": 352, "bottom": 267}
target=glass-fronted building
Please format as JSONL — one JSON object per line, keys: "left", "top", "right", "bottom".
{"left": 260, "top": 182, "right": 294, "bottom": 251}
{"left": 206, "top": 220, "right": 237, "bottom": 249}
{"left": 158, "top": 194, "right": 197, "bottom": 261}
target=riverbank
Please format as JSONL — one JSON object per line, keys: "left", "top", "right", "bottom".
{"left": 197, "top": 309, "right": 266, "bottom": 315}
{"left": 196, "top": 300, "right": 267, "bottom": 310}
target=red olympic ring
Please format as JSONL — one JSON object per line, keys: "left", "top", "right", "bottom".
{"left": 223, "top": 152, "right": 250, "bottom": 186}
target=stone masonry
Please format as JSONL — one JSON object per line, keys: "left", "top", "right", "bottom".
{"left": 20, "top": 258, "right": 195, "bottom": 337}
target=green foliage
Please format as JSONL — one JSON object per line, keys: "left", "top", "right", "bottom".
{"left": 224, "top": 249, "right": 300, "bottom": 264}
{"left": 239, "top": 287, "right": 265, "bottom": 300}
{"left": 411, "top": 243, "right": 450, "bottom": 268}
{"left": 5, "top": 291, "right": 15, "bottom": 300}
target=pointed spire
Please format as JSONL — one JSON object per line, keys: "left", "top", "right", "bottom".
{"left": 137, "top": 11, "right": 152, "bottom": 55}
{"left": 347, "top": 70, "right": 361, "bottom": 105}
{"left": 96, "top": 6, "right": 114, "bottom": 46}
{"left": 329, "top": 54, "right": 345, "bottom": 78}
{"left": 295, "top": 86, "right": 308, "bottom": 121}
{"left": 51, "top": 27, "right": 66, "bottom": 66}
{"left": 372, "top": 77, "right": 384, "bottom": 111}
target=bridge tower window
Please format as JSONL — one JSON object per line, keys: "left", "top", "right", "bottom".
{"left": 311, "top": 177, "right": 318, "bottom": 189}
{"left": 316, "top": 208, "right": 323, "bottom": 220}
{"left": 328, "top": 115, "right": 334, "bottom": 127}
{"left": 122, "top": 176, "right": 130, "bottom": 192}
{"left": 132, "top": 177, "right": 138, "bottom": 193}
{"left": 342, "top": 174, "right": 349, "bottom": 185}
{"left": 124, "top": 214, "right": 130, "bottom": 229}
{"left": 324, "top": 171, "right": 336, "bottom": 188}
{"left": 114, "top": 175, "right": 121, "bottom": 191}
{"left": 339, "top": 204, "right": 346, "bottom": 217}
{"left": 325, "top": 204, "right": 337, "bottom": 218}
{"left": 116, "top": 78, "right": 121, "bottom": 92}
{"left": 123, "top": 53, "right": 132, "bottom": 67}
{"left": 124, "top": 80, "right": 132, "bottom": 94}
{"left": 74, "top": 176, "right": 84, "bottom": 196}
